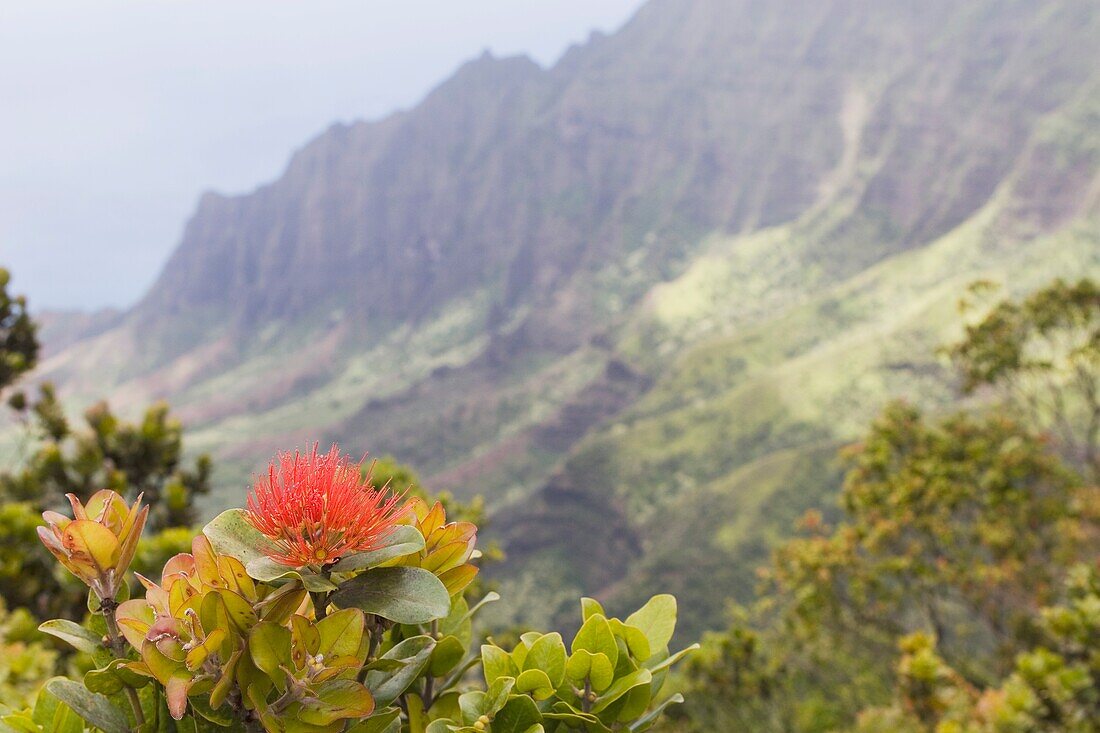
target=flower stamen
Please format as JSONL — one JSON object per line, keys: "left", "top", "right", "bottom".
{"left": 245, "top": 444, "right": 408, "bottom": 568}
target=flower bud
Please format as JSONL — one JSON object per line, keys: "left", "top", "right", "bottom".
{"left": 395, "top": 498, "right": 479, "bottom": 595}
{"left": 37, "top": 490, "right": 148, "bottom": 602}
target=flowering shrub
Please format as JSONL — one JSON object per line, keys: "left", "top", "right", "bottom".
{"left": 11, "top": 445, "right": 695, "bottom": 732}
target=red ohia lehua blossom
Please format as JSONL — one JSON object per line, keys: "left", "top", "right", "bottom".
{"left": 245, "top": 444, "right": 409, "bottom": 567}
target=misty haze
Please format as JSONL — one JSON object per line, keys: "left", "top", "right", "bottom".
{"left": 0, "top": 1, "right": 1097, "bottom": 731}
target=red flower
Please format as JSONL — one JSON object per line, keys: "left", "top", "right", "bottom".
{"left": 246, "top": 444, "right": 408, "bottom": 567}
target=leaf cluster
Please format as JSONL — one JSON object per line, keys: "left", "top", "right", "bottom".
{"left": 429, "top": 595, "right": 696, "bottom": 733}
{"left": 10, "top": 490, "right": 693, "bottom": 733}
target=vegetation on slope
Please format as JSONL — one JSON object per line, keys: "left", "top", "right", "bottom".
{"left": 668, "top": 278, "right": 1100, "bottom": 732}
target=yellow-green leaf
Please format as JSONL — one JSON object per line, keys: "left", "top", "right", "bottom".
{"left": 62, "top": 520, "right": 120, "bottom": 577}
{"left": 624, "top": 595, "right": 676, "bottom": 653}
{"left": 249, "top": 622, "right": 292, "bottom": 691}
{"left": 572, "top": 615, "right": 618, "bottom": 669}
{"left": 316, "top": 608, "right": 365, "bottom": 659}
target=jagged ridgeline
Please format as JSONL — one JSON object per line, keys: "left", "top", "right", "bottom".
{"left": 26, "top": 0, "right": 1100, "bottom": 638}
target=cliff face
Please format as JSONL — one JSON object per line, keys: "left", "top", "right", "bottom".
{"left": 38, "top": 0, "right": 1100, "bottom": 636}
{"left": 135, "top": 0, "right": 1097, "bottom": 333}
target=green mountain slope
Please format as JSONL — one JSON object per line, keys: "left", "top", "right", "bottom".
{"left": 21, "top": 0, "right": 1100, "bottom": 639}
{"left": 492, "top": 60, "right": 1100, "bottom": 637}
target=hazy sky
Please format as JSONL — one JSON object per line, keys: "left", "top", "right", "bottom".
{"left": 0, "top": 0, "right": 643, "bottom": 311}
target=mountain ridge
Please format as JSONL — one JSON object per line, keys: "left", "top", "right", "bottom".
{"left": 24, "top": 0, "right": 1100, "bottom": 637}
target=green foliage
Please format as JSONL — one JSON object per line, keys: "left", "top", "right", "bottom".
{"left": 851, "top": 565, "right": 1100, "bottom": 733}
{"left": 674, "top": 404, "right": 1099, "bottom": 732}
{"left": 367, "top": 458, "right": 501, "bottom": 570}
{"left": 0, "top": 679, "right": 85, "bottom": 733}
{"left": 673, "top": 278, "right": 1100, "bottom": 732}
{"left": 429, "top": 595, "right": 695, "bottom": 733}
{"left": 949, "top": 278, "right": 1100, "bottom": 480}
{"left": 0, "top": 384, "right": 213, "bottom": 620}
{"left": 0, "top": 598, "right": 57, "bottom": 712}
{"left": 2, "top": 384, "right": 213, "bottom": 530}
{"left": 0, "top": 501, "right": 68, "bottom": 620}
{"left": 17, "top": 477, "right": 692, "bottom": 732}
{"left": 831, "top": 404, "right": 1088, "bottom": 668}
{"left": 0, "top": 267, "right": 38, "bottom": 397}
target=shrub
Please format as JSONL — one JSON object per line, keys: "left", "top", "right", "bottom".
{"left": 6, "top": 444, "right": 693, "bottom": 732}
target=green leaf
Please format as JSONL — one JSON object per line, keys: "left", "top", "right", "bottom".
{"left": 211, "top": 649, "right": 243, "bottom": 710}
{"left": 45, "top": 679, "right": 130, "bottom": 733}
{"left": 115, "top": 599, "right": 155, "bottom": 651}
{"left": 249, "top": 622, "right": 292, "bottom": 689}
{"left": 363, "top": 658, "right": 405, "bottom": 673}
{"left": 330, "top": 526, "right": 425, "bottom": 573}
{"left": 572, "top": 615, "right": 618, "bottom": 669}
{"left": 281, "top": 718, "right": 341, "bottom": 733}
{"left": 331, "top": 567, "right": 450, "bottom": 624}
{"left": 38, "top": 620, "right": 102, "bottom": 654}
{"left": 140, "top": 638, "right": 185, "bottom": 685}
{"left": 439, "top": 596, "right": 473, "bottom": 650}
{"left": 316, "top": 607, "right": 365, "bottom": 658}
{"left": 84, "top": 659, "right": 148, "bottom": 696}
{"left": 424, "top": 721, "right": 455, "bottom": 733}
{"left": 493, "top": 695, "right": 543, "bottom": 733}
{"left": 217, "top": 589, "right": 259, "bottom": 633}
{"left": 608, "top": 620, "right": 651, "bottom": 662}
{"left": 345, "top": 708, "right": 401, "bottom": 733}
{"left": 428, "top": 690, "right": 462, "bottom": 724}
{"left": 580, "top": 597, "right": 605, "bottom": 622}
{"left": 363, "top": 635, "right": 436, "bottom": 708}
{"left": 246, "top": 557, "right": 338, "bottom": 592}
{"left": 565, "top": 651, "right": 615, "bottom": 692}
{"left": 3, "top": 712, "right": 41, "bottom": 733}
{"left": 643, "top": 644, "right": 699, "bottom": 675}
{"left": 291, "top": 615, "right": 321, "bottom": 662}
{"left": 603, "top": 681, "right": 652, "bottom": 723}
{"left": 481, "top": 644, "right": 517, "bottom": 685}
{"left": 203, "top": 509, "right": 278, "bottom": 565}
{"left": 429, "top": 634, "right": 466, "bottom": 677}
{"left": 511, "top": 638, "right": 530, "bottom": 669}
{"left": 515, "top": 668, "right": 555, "bottom": 700}
{"left": 523, "top": 633, "right": 566, "bottom": 688}
{"left": 483, "top": 676, "right": 514, "bottom": 716}
{"left": 296, "top": 680, "right": 374, "bottom": 726}
{"left": 591, "top": 668, "right": 652, "bottom": 714}
{"left": 258, "top": 583, "right": 309, "bottom": 625}
{"left": 190, "top": 695, "right": 237, "bottom": 727}
{"left": 440, "top": 591, "right": 499, "bottom": 649}
{"left": 587, "top": 654, "right": 614, "bottom": 692}
{"left": 458, "top": 690, "right": 487, "bottom": 725}
{"left": 544, "top": 705, "right": 613, "bottom": 733}
{"left": 624, "top": 595, "right": 676, "bottom": 653}
{"left": 31, "top": 683, "right": 83, "bottom": 733}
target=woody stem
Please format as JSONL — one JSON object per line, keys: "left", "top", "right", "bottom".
{"left": 311, "top": 568, "right": 333, "bottom": 620}
{"left": 422, "top": 619, "right": 438, "bottom": 708}
{"left": 100, "top": 598, "right": 146, "bottom": 728}
{"left": 311, "top": 590, "right": 329, "bottom": 620}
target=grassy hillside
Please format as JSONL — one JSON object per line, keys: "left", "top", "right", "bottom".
{"left": 492, "top": 117, "right": 1100, "bottom": 637}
